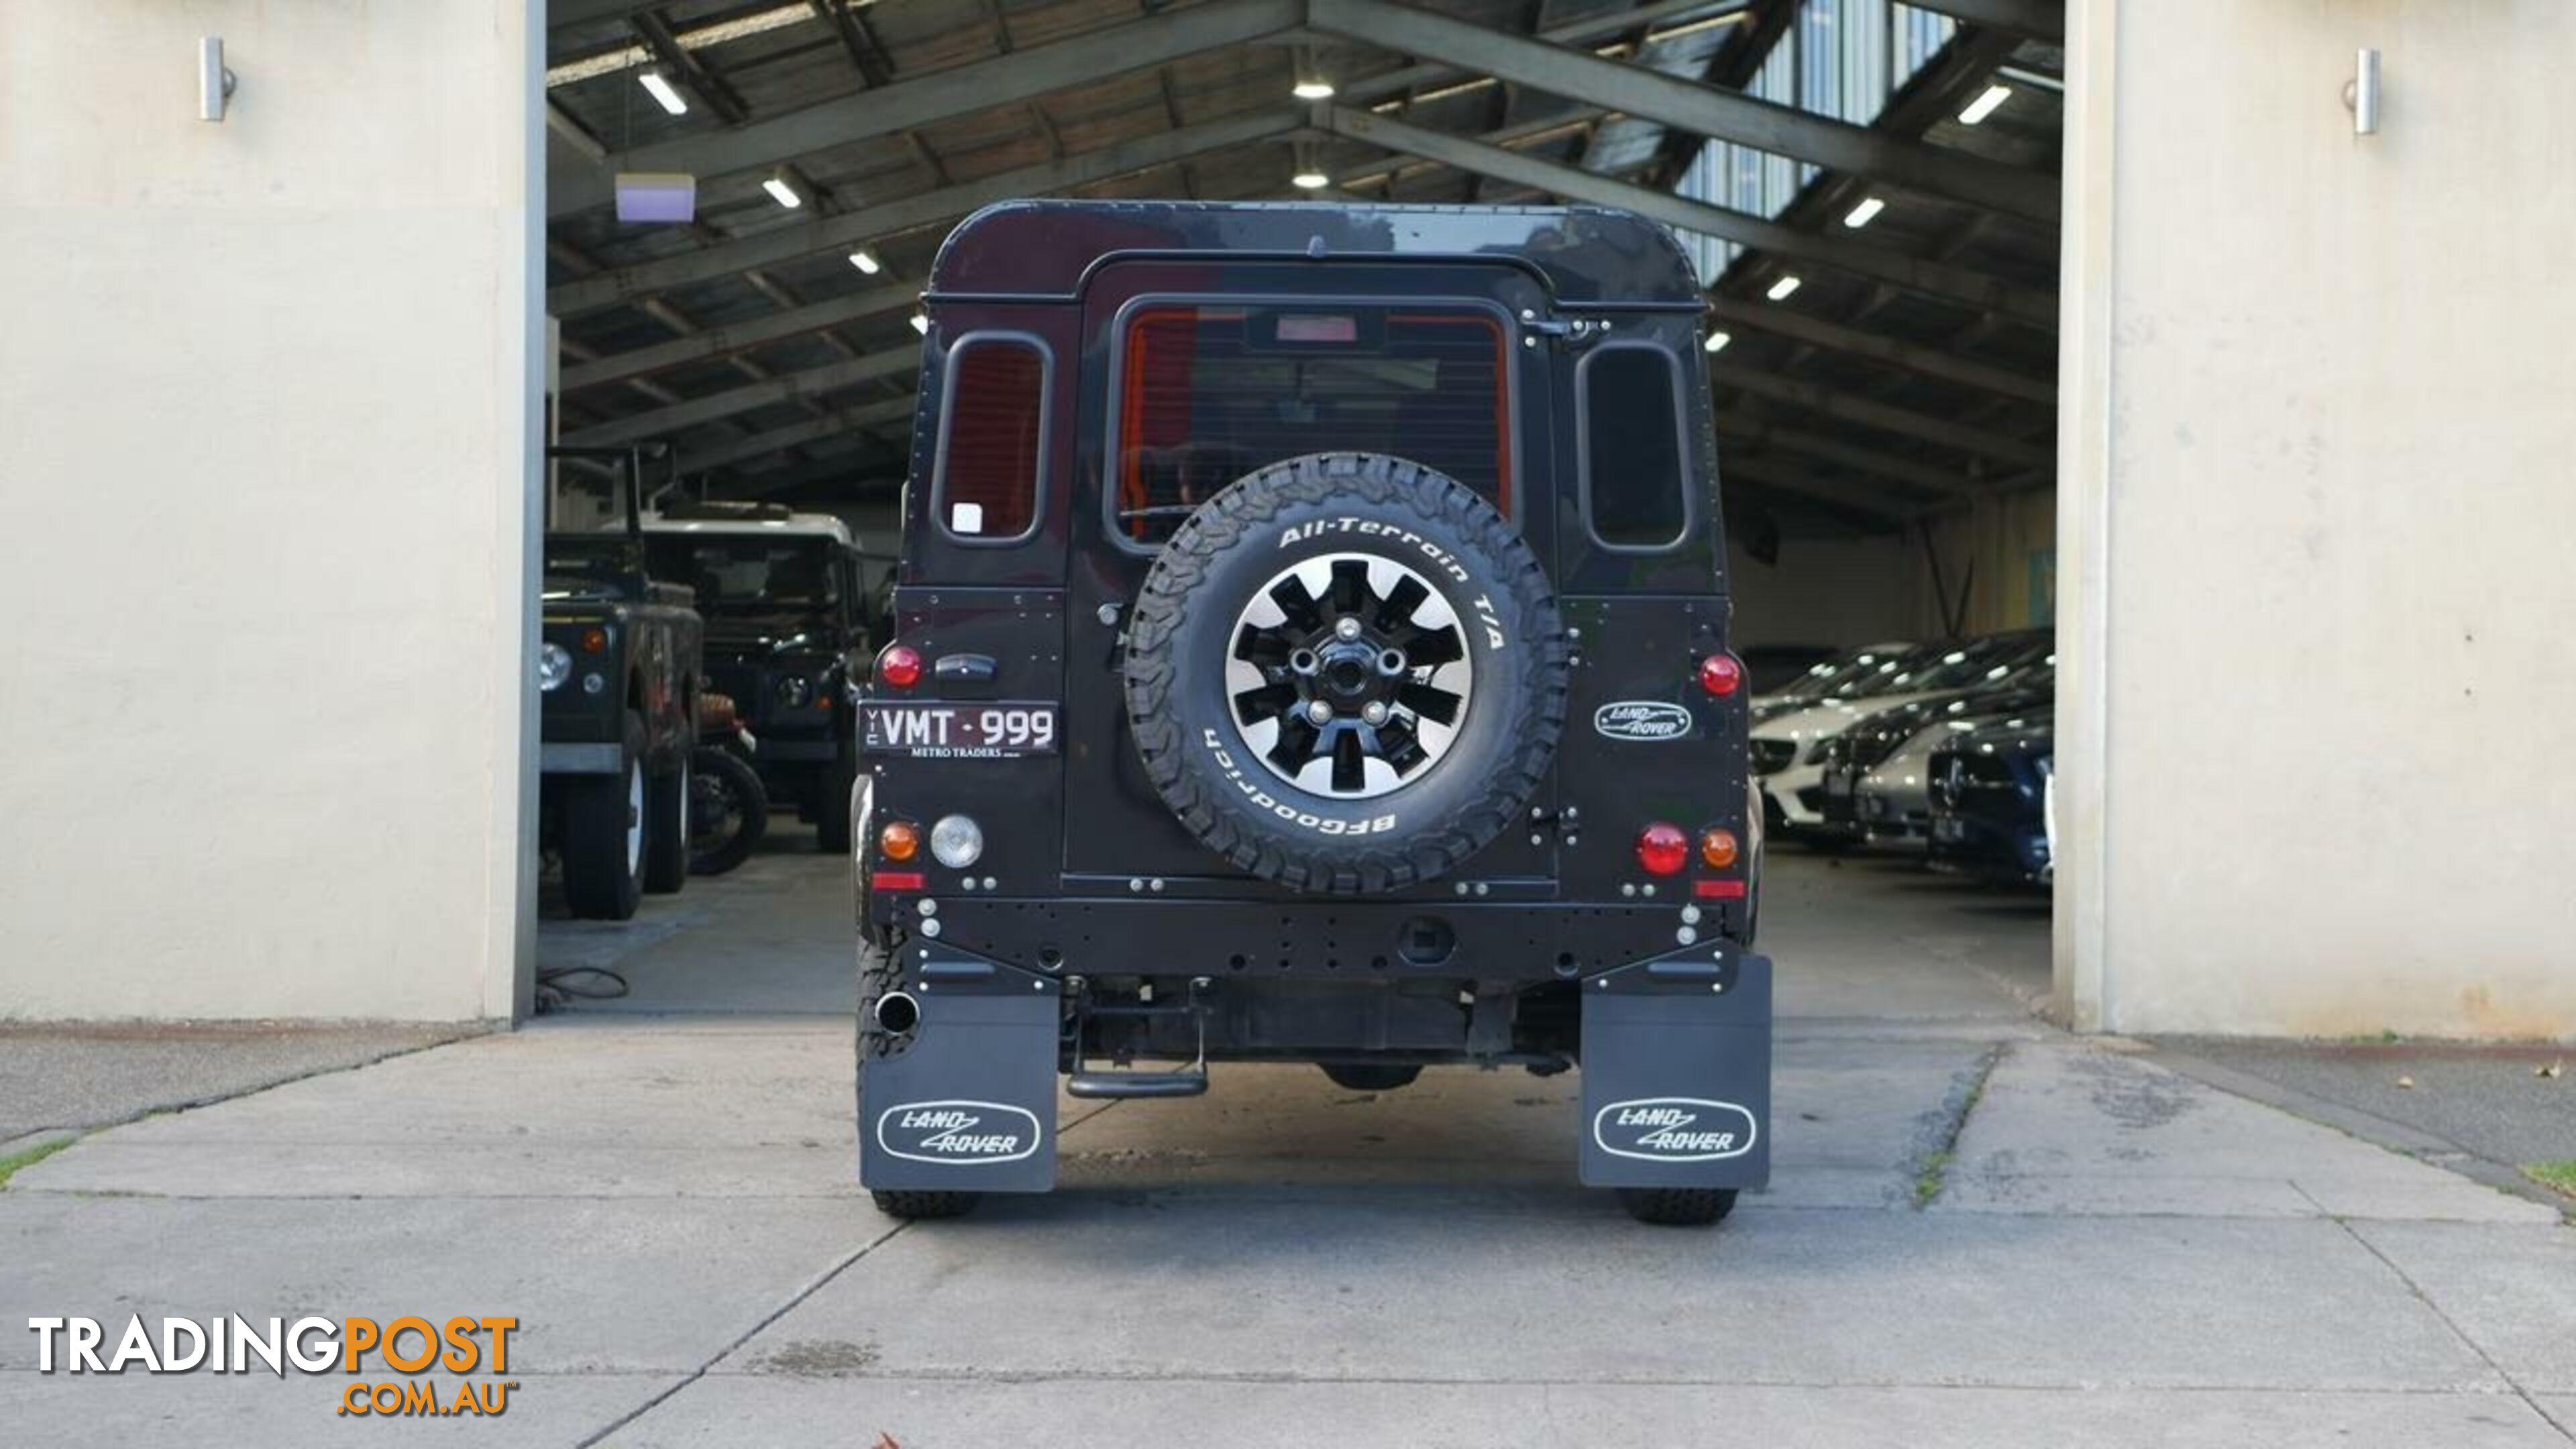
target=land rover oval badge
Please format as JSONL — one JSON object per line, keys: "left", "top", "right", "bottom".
{"left": 875, "top": 1099, "right": 1043, "bottom": 1165}
{"left": 1593, "top": 1097, "right": 1759, "bottom": 1161}
{"left": 1592, "top": 701, "right": 1693, "bottom": 742}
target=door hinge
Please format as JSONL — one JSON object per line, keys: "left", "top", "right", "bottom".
{"left": 1519, "top": 311, "right": 1610, "bottom": 348}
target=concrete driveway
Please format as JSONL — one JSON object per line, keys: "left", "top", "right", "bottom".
{"left": 3, "top": 853, "right": 2568, "bottom": 1446}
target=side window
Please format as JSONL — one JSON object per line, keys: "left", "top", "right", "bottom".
{"left": 934, "top": 335, "right": 1048, "bottom": 543}
{"left": 1580, "top": 344, "right": 1690, "bottom": 549}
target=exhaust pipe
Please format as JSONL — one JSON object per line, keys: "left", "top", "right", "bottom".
{"left": 873, "top": 991, "right": 920, "bottom": 1035}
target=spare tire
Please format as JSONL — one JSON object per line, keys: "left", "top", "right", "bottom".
{"left": 1124, "top": 453, "right": 1569, "bottom": 894}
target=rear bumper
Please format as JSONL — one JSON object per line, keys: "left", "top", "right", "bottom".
{"left": 857, "top": 938, "right": 1773, "bottom": 1195}
{"left": 866, "top": 890, "right": 1753, "bottom": 983}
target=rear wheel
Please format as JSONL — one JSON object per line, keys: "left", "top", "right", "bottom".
{"left": 689, "top": 747, "right": 767, "bottom": 875}
{"left": 871, "top": 1189, "right": 980, "bottom": 1220}
{"left": 642, "top": 751, "right": 690, "bottom": 894}
{"left": 1320, "top": 1063, "right": 1421, "bottom": 1092}
{"left": 1617, "top": 1187, "right": 1739, "bottom": 1227}
{"left": 561, "top": 711, "right": 647, "bottom": 920}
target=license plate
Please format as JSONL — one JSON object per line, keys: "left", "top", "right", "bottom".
{"left": 863, "top": 701, "right": 1059, "bottom": 757}
{"left": 1933, "top": 817, "right": 1966, "bottom": 842}
{"left": 1824, "top": 772, "right": 1853, "bottom": 798}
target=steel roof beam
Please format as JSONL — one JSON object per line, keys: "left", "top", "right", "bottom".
{"left": 1710, "top": 362, "right": 2052, "bottom": 470}
{"left": 548, "top": 105, "right": 1303, "bottom": 317}
{"left": 561, "top": 282, "right": 920, "bottom": 392}
{"left": 1719, "top": 455, "right": 1917, "bottom": 524}
{"left": 561, "top": 348, "right": 917, "bottom": 447}
{"left": 682, "top": 397, "right": 918, "bottom": 474}
{"left": 1905, "top": 0, "right": 2063, "bottom": 43}
{"left": 550, "top": 0, "right": 1303, "bottom": 218}
{"left": 1702, "top": 296, "right": 2054, "bottom": 403}
{"left": 1321, "top": 107, "right": 2054, "bottom": 327}
{"left": 1306, "top": 0, "right": 2057, "bottom": 223}
{"left": 1716, "top": 409, "right": 1991, "bottom": 497}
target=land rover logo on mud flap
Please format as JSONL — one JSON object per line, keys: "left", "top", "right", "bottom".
{"left": 874, "top": 1099, "right": 1043, "bottom": 1166}
{"left": 1593, "top": 1097, "right": 1758, "bottom": 1162}
{"left": 1592, "top": 702, "right": 1693, "bottom": 742}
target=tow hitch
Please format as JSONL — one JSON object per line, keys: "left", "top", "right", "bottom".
{"left": 1065, "top": 975, "right": 1212, "bottom": 1099}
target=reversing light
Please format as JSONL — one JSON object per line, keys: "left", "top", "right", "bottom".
{"left": 878, "top": 645, "right": 923, "bottom": 689}
{"left": 1635, "top": 822, "right": 1688, "bottom": 876}
{"left": 1697, "top": 653, "right": 1743, "bottom": 696}
{"left": 930, "top": 814, "right": 985, "bottom": 869}
{"left": 1700, "top": 828, "right": 1740, "bottom": 869}
{"left": 877, "top": 821, "right": 920, "bottom": 862}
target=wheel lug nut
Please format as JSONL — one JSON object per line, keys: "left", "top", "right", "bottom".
{"left": 1361, "top": 701, "right": 1390, "bottom": 726}
{"left": 1334, "top": 617, "right": 1363, "bottom": 641}
{"left": 1305, "top": 700, "right": 1334, "bottom": 725}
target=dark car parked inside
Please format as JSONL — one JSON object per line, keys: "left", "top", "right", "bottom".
{"left": 645, "top": 504, "right": 875, "bottom": 852}
{"left": 1926, "top": 710, "right": 2055, "bottom": 883}
{"left": 539, "top": 448, "right": 704, "bottom": 920}
{"left": 852, "top": 200, "right": 1771, "bottom": 1227}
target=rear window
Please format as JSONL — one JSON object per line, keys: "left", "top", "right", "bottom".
{"left": 1114, "top": 303, "right": 1510, "bottom": 547}
{"left": 1580, "top": 344, "right": 1690, "bottom": 549}
{"left": 934, "top": 336, "right": 1047, "bottom": 542}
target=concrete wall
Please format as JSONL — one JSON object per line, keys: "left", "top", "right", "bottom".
{"left": 2058, "top": 0, "right": 2576, "bottom": 1038}
{"left": 0, "top": 2, "right": 541, "bottom": 1020}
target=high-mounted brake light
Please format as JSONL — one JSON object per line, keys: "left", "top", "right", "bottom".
{"left": 1635, "top": 822, "right": 1688, "bottom": 876}
{"left": 1697, "top": 653, "right": 1743, "bottom": 697}
{"left": 877, "top": 821, "right": 920, "bottom": 862}
{"left": 878, "top": 645, "right": 923, "bottom": 690}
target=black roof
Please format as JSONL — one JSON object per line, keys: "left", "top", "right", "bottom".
{"left": 928, "top": 200, "right": 1708, "bottom": 309}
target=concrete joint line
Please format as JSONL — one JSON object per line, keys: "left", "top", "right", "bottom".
{"left": 1912, "top": 1040, "right": 2006, "bottom": 1209}
{"left": 2310, "top": 1197, "right": 2567, "bottom": 1439}
{"left": 571, "top": 1218, "right": 910, "bottom": 1447}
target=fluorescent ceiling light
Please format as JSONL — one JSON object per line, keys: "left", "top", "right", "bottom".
{"left": 1842, "top": 197, "right": 1885, "bottom": 229}
{"left": 1702, "top": 331, "right": 1731, "bottom": 354}
{"left": 847, "top": 249, "right": 881, "bottom": 275}
{"left": 1292, "top": 170, "right": 1330, "bottom": 190}
{"left": 1293, "top": 79, "right": 1336, "bottom": 100}
{"left": 909, "top": 313, "right": 929, "bottom": 336}
{"left": 637, "top": 70, "right": 689, "bottom": 116}
{"left": 1958, "top": 85, "right": 2012, "bottom": 125}
{"left": 1765, "top": 274, "right": 1802, "bottom": 301}
{"left": 762, "top": 172, "right": 802, "bottom": 209}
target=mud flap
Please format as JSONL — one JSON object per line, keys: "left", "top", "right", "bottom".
{"left": 859, "top": 953, "right": 1062, "bottom": 1193}
{"left": 1577, "top": 943, "right": 1772, "bottom": 1191}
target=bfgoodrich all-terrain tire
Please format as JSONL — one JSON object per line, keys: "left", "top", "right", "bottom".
{"left": 562, "top": 710, "right": 647, "bottom": 920}
{"left": 1123, "top": 453, "right": 1569, "bottom": 894}
{"left": 854, "top": 933, "right": 980, "bottom": 1222}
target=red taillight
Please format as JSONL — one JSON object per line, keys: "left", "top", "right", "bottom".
{"left": 1697, "top": 653, "right": 1743, "bottom": 697}
{"left": 1635, "top": 822, "right": 1688, "bottom": 876}
{"left": 878, "top": 645, "right": 923, "bottom": 690}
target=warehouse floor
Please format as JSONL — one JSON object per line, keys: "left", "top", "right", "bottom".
{"left": 7, "top": 850, "right": 2568, "bottom": 1447}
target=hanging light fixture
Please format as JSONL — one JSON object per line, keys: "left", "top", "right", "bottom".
{"left": 1291, "top": 141, "right": 1330, "bottom": 191}
{"left": 1291, "top": 46, "right": 1336, "bottom": 101}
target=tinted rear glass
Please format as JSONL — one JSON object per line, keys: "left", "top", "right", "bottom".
{"left": 1114, "top": 304, "right": 1509, "bottom": 547}
{"left": 1582, "top": 346, "right": 1688, "bottom": 547}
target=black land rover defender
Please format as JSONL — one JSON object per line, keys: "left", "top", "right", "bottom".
{"left": 643, "top": 502, "right": 875, "bottom": 852}
{"left": 539, "top": 447, "right": 704, "bottom": 920}
{"left": 854, "top": 201, "right": 1770, "bottom": 1226}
